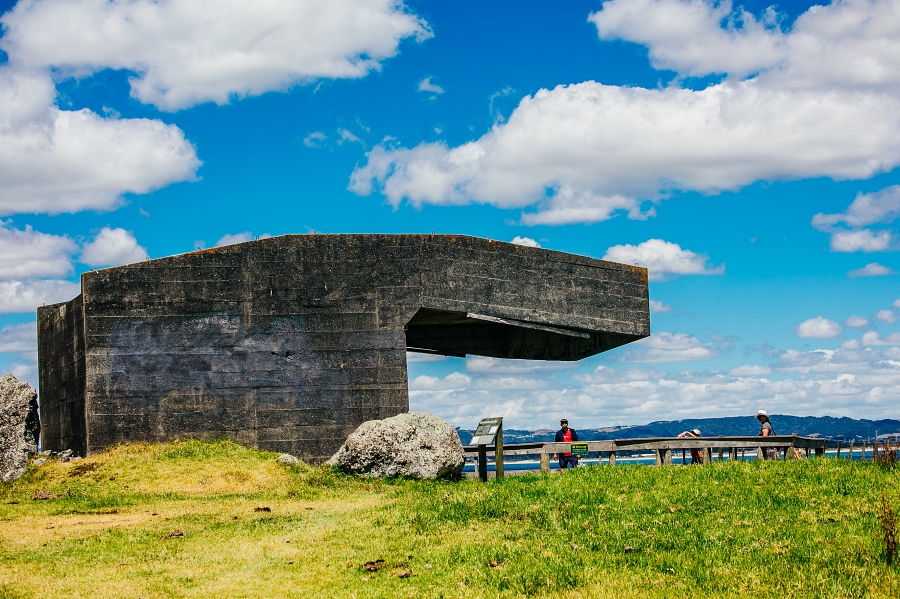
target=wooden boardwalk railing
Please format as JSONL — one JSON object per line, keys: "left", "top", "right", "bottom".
{"left": 462, "top": 435, "right": 830, "bottom": 480}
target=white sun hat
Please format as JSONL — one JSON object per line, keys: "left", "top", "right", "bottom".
{"left": 691, "top": 429, "right": 701, "bottom": 435}
{"left": 756, "top": 409, "right": 768, "bottom": 417}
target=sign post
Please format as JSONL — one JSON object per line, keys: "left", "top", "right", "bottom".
{"left": 470, "top": 417, "right": 503, "bottom": 482}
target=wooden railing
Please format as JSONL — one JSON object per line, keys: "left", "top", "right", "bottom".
{"left": 462, "top": 435, "right": 830, "bottom": 479}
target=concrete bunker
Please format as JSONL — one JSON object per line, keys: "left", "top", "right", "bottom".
{"left": 37, "top": 234, "right": 650, "bottom": 463}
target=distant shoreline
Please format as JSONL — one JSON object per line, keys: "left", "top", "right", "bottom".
{"left": 458, "top": 414, "right": 900, "bottom": 446}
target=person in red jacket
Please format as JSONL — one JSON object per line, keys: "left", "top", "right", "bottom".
{"left": 552, "top": 419, "right": 579, "bottom": 469}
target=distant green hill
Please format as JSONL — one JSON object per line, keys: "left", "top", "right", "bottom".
{"left": 462, "top": 415, "right": 900, "bottom": 445}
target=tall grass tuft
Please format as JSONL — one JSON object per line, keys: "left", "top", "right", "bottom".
{"left": 879, "top": 491, "right": 898, "bottom": 567}
{"left": 875, "top": 441, "right": 900, "bottom": 469}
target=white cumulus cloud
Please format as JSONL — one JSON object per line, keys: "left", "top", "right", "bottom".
{"left": 796, "top": 316, "right": 842, "bottom": 340}
{"left": 409, "top": 372, "right": 471, "bottom": 391}
{"left": 848, "top": 262, "right": 896, "bottom": 277}
{"left": 215, "top": 232, "right": 272, "bottom": 247}
{"left": 418, "top": 76, "right": 445, "bottom": 95}
{"left": 0, "top": 220, "right": 76, "bottom": 280}
{"left": 845, "top": 315, "right": 869, "bottom": 329}
{"left": 590, "top": 0, "right": 900, "bottom": 92}
{"left": 728, "top": 364, "right": 771, "bottom": 377}
{"left": 0, "top": 68, "right": 201, "bottom": 216}
{"left": 80, "top": 227, "right": 148, "bottom": 267}
{"left": 510, "top": 236, "right": 540, "bottom": 248}
{"left": 618, "top": 332, "right": 729, "bottom": 363}
{"left": 0, "top": 322, "right": 37, "bottom": 357}
{"left": 303, "top": 131, "right": 327, "bottom": 148}
{"left": 649, "top": 299, "right": 672, "bottom": 313}
{"left": 465, "top": 356, "right": 575, "bottom": 376}
{"left": 1, "top": 0, "right": 431, "bottom": 111}
{"left": 351, "top": 0, "right": 900, "bottom": 225}
{"left": 876, "top": 310, "right": 896, "bottom": 325}
{"left": 602, "top": 239, "right": 723, "bottom": 281}
{"left": 828, "top": 230, "right": 894, "bottom": 253}
{"left": 814, "top": 186, "right": 900, "bottom": 229}
{"left": 0, "top": 279, "right": 80, "bottom": 314}
{"left": 861, "top": 331, "right": 900, "bottom": 346}
{"left": 813, "top": 185, "right": 900, "bottom": 252}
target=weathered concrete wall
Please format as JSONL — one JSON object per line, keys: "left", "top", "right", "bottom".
{"left": 37, "top": 294, "right": 87, "bottom": 455}
{"left": 38, "top": 234, "right": 649, "bottom": 462}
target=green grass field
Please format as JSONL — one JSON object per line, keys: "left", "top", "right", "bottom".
{"left": 1, "top": 439, "right": 898, "bottom": 598}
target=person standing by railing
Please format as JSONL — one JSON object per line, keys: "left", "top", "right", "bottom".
{"left": 552, "top": 419, "right": 579, "bottom": 469}
{"left": 677, "top": 428, "right": 703, "bottom": 464}
{"left": 756, "top": 410, "right": 779, "bottom": 460}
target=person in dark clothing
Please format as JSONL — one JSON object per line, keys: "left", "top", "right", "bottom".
{"left": 756, "top": 410, "right": 779, "bottom": 460}
{"left": 553, "top": 418, "right": 579, "bottom": 469}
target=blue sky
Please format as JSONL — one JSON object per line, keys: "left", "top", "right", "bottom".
{"left": 1, "top": 0, "right": 899, "bottom": 429}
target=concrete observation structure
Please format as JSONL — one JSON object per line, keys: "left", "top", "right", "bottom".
{"left": 38, "top": 235, "right": 650, "bottom": 463}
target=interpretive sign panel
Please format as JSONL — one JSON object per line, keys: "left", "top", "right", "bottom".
{"left": 570, "top": 442, "right": 588, "bottom": 456}
{"left": 470, "top": 417, "right": 503, "bottom": 445}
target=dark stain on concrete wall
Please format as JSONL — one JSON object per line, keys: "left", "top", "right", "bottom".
{"left": 37, "top": 234, "right": 650, "bottom": 463}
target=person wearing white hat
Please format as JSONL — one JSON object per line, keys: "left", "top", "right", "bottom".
{"left": 677, "top": 428, "right": 703, "bottom": 464}
{"left": 756, "top": 410, "right": 778, "bottom": 459}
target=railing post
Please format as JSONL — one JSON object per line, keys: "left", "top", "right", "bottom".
{"left": 849, "top": 441, "right": 854, "bottom": 460}
{"left": 718, "top": 447, "right": 724, "bottom": 462}
{"left": 729, "top": 447, "right": 737, "bottom": 461}
{"left": 495, "top": 424, "right": 504, "bottom": 479}
{"left": 663, "top": 448, "right": 672, "bottom": 465}
{"left": 609, "top": 451, "right": 617, "bottom": 466}
{"left": 655, "top": 449, "right": 662, "bottom": 466}
{"left": 836, "top": 440, "right": 842, "bottom": 459}
{"left": 704, "top": 448, "right": 712, "bottom": 463}
{"left": 539, "top": 452, "right": 550, "bottom": 473}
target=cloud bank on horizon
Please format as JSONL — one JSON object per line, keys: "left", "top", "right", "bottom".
{"left": 350, "top": 0, "right": 900, "bottom": 226}
{"left": 408, "top": 330, "right": 900, "bottom": 428}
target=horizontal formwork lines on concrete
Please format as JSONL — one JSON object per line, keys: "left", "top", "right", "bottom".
{"left": 86, "top": 367, "right": 407, "bottom": 390}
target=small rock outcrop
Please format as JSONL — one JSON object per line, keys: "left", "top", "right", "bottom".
{"left": 1, "top": 375, "right": 40, "bottom": 481}
{"left": 327, "top": 412, "right": 465, "bottom": 479}
{"left": 275, "top": 454, "right": 300, "bottom": 465}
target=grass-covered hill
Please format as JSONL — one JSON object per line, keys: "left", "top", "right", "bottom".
{"left": 484, "top": 415, "right": 900, "bottom": 445}
{"left": 1, "top": 439, "right": 899, "bottom": 598}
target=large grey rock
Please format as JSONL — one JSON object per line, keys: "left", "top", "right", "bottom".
{"left": 1, "top": 375, "right": 40, "bottom": 481}
{"left": 327, "top": 412, "right": 465, "bottom": 479}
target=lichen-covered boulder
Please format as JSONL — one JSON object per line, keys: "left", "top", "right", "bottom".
{"left": 327, "top": 412, "right": 465, "bottom": 479}
{"left": 1, "top": 375, "right": 40, "bottom": 481}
